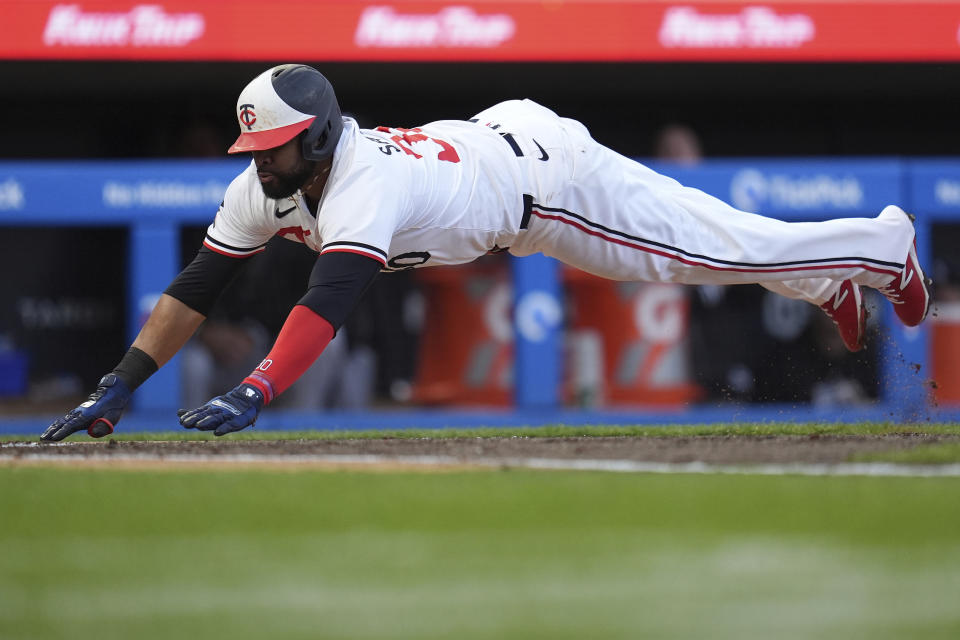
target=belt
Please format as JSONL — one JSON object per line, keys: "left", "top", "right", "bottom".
{"left": 493, "top": 130, "right": 534, "bottom": 229}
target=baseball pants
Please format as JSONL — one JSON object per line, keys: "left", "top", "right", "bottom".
{"left": 476, "top": 100, "right": 911, "bottom": 307}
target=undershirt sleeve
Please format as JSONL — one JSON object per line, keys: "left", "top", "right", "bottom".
{"left": 297, "top": 251, "right": 383, "bottom": 331}
{"left": 163, "top": 246, "right": 247, "bottom": 316}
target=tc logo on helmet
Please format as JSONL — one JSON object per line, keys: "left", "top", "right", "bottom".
{"left": 239, "top": 103, "right": 257, "bottom": 130}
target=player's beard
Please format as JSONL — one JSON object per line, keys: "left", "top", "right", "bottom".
{"left": 259, "top": 157, "right": 318, "bottom": 199}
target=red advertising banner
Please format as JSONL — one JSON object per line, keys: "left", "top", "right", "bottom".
{"left": 2, "top": 1, "right": 960, "bottom": 62}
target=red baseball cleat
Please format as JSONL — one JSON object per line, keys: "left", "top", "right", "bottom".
{"left": 878, "top": 220, "right": 931, "bottom": 327}
{"left": 820, "top": 280, "right": 867, "bottom": 352}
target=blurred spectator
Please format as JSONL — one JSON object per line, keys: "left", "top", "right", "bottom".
{"left": 179, "top": 235, "right": 365, "bottom": 410}
{"left": 653, "top": 123, "right": 704, "bottom": 166}
{"left": 652, "top": 124, "right": 703, "bottom": 406}
{"left": 654, "top": 123, "right": 880, "bottom": 406}
{"left": 557, "top": 123, "right": 708, "bottom": 410}
{"left": 342, "top": 110, "right": 424, "bottom": 406}
{"left": 929, "top": 224, "right": 960, "bottom": 405}
{"left": 347, "top": 271, "right": 424, "bottom": 404}
{"left": 933, "top": 223, "right": 960, "bottom": 302}
{"left": 689, "top": 280, "right": 878, "bottom": 405}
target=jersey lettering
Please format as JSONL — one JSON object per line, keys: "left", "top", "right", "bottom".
{"left": 364, "top": 135, "right": 402, "bottom": 156}
{"left": 374, "top": 126, "right": 461, "bottom": 163}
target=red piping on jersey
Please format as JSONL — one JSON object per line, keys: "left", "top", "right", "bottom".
{"left": 320, "top": 247, "right": 387, "bottom": 266}
{"left": 530, "top": 210, "right": 901, "bottom": 279}
{"left": 242, "top": 305, "right": 335, "bottom": 405}
{"left": 202, "top": 239, "right": 264, "bottom": 258}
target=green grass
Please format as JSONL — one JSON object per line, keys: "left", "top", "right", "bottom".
{"left": 854, "top": 441, "right": 960, "bottom": 464}
{"left": 2, "top": 466, "right": 959, "bottom": 639}
{"left": 5, "top": 421, "right": 960, "bottom": 443}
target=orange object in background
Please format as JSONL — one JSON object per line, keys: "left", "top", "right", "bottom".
{"left": 563, "top": 268, "right": 701, "bottom": 407}
{"left": 412, "top": 260, "right": 702, "bottom": 408}
{"left": 412, "top": 256, "right": 514, "bottom": 406}
{"left": 931, "top": 302, "right": 960, "bottom": 405}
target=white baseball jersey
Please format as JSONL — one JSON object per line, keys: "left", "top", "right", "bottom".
{"left": 206, "top": 99, "right": 912, "bottom": 307}
{"left": 205, "top": 114, "right": 526, "bottom": 271}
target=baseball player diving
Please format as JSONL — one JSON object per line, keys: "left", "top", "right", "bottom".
{"left": 41, "top": 64, "right": 931, "bottom": 441}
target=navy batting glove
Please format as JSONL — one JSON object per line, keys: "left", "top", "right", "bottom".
{"left": 40, "top": 373, "right": 131, "bottom": 442}
{"left": 178, "top": 383, "right": 264, "bottom": 436}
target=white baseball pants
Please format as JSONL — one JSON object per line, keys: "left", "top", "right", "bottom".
{"left": 477, "top": 100, "right": 911, "bottom": 306}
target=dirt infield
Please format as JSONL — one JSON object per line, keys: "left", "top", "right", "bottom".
{"left": 3, "top": 433, "right": 957, "bottom": 470}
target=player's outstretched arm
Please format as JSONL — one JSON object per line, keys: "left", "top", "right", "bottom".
{"left": 41, "top": 295, "right": 206, "bottom": 441}
{"left": 178, "top": 251, "right": 382, "bottom": 435}
{"left": 40, "top": 244, "right": 247, "bottom": 441}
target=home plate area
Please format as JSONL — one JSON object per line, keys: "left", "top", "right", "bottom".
{"left": 4, "top": 434, "right": 959, "bottom": 476}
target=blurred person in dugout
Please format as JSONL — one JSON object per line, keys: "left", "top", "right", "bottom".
{"left": 40, "top": 64, "right": 930, "bottom": 443}
{"left": 179, "top": 236, "right": 371, "bottom": 410}
{"left": 656, "top": 124, "right": 879, "bottom": 406}
{"left": 653, "top": 123, "right": 704, "bottom": 167}
{"left": 173, "top": 120, "right": 370, "bottom": 410}
{"left": 565, "top": 123, "right": 707, "bottom": 408}
{"left": 181, "top": 245, "right": 421, "bottom": 410}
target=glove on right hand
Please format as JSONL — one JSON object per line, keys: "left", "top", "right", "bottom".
{"left": 177, "top": 383, "right": 264, "bottom": 436}
{"left": 40, "top": 373, "right": 131, "bottom": 442}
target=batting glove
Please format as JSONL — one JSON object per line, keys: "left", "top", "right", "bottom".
{"left": 40, "top": 373, "right": 131, "bottom": 441}
{"left": 178, "top": 383, "right": 264, "bottom": 436}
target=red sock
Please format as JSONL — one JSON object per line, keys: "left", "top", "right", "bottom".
{"left": 242, "top": 305, "right": 335, "bottom": 404}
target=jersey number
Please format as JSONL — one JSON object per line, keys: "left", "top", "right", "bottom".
{"left": 375, "top": 126, "right": 461, "bottom": 163}
{"left": 385, "top": 251, "right": 432, "bottom": 271}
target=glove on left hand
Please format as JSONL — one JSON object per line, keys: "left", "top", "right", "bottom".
{"left": 178, "top": 383, "right": 264, "bottom": 436}
{"left": 40, "top": 373, "right": 131, "bottom": 442}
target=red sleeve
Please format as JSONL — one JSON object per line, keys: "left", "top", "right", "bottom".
{"left": 242, "top": 305, "right": 335, "bottom": 404}
{"left": 241, "top": 252, "right": 382, "bottom": 404}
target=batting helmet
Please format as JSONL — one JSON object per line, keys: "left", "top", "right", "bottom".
{"left": 228, "top": 64, "right": 343, "bottom": 161}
